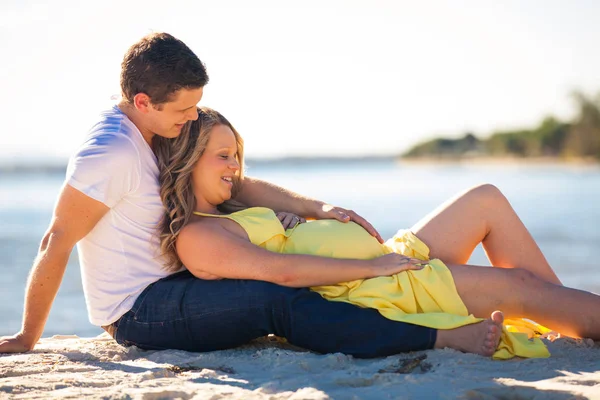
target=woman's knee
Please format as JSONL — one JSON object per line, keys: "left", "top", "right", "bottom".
{"left": 464, "top": 183, "right": 507, "bottom": 208}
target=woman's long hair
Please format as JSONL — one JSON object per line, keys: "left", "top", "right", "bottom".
{"left": 153, "top": 107, "right": 245, "bottom": 271}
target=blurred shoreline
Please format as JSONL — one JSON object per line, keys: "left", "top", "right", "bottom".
{"left": 399, "top": 155, "right": 600, "bottom": 167}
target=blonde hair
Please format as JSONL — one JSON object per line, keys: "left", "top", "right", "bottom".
{"left": 154, "top": 107, "right": 245, "bottom": 271}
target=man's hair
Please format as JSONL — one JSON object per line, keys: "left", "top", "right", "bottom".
{"left": 120, "top": 32, "right": 209, "bottom": 106}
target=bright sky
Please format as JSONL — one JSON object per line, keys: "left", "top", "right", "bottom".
{"left": 1, "top": 0, "right": 599, "bottom": 163}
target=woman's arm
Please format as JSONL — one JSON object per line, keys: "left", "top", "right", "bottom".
{"left": 234, "top": 176, "right": 383, "bottom": 243}
{"left": 176, "top": 222, "right": 423, "bottom": 288}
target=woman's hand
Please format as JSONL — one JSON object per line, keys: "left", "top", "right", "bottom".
{"left": 315, "top": 204, "right": 384, "bottom": 244}
{"left": 276, "top": 212, "right": 307, "bottom": 230}
{"left": 369, "top": 253, "right": 427, "bottom": 277}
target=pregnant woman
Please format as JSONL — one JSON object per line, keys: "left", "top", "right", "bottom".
{"left": 151, "top": 107, "right": 600, "bottom": 359}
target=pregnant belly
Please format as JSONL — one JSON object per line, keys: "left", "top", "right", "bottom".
{"left": 283, "top": 220, "right": 386, "bottom": 260}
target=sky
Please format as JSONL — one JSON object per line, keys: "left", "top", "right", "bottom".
{"left": 1, "top": 0, "right": 599, "bottom": 163}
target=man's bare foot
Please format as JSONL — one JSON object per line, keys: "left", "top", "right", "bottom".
{"left": 434, "top": 311, "right": 504, "bottom": 357}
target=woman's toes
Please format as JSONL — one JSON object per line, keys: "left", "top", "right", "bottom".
{"left": 491, "top": 310, "right": 504, "bottom": 325}
{"left": 481, "top": 312, "right": 505, "bottom": 356}
{"left": 482, "top": 345, "right": 494, "bottom": 356}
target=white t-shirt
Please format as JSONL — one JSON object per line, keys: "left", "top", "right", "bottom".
{"left": 66, "top": 106, "right": 176, "bottom": 326}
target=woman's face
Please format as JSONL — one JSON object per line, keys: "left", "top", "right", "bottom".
{"left": 192, "top": 124, "right": 240, "bottom": 209}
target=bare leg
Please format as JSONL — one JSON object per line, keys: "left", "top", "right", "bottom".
{"left": 410, "top": 184, "right": 562, "bottom": 285}
{"left": 447, "top": 264, "right": 600, "bottom": 339}
{"left": 435, "top": 311, "right": 504, "bottom": 356}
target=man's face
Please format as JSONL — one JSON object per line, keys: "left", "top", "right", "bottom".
{"left": 145, "top": 87, "right": 204, "bottom": 140}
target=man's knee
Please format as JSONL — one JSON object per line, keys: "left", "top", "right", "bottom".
{"left": 242, "top": 280, "right": 300, "bottom": 307}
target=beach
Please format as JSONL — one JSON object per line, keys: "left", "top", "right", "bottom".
{"left": 2, "top": 162, "right": 600, "bottom": 399}
{"left": 1, "top": 334, "right": 599, "bottom": 399}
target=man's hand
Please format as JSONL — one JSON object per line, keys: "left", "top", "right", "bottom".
{"left": 315, "top": 204, "right": 384, "bottom": 244}
{"left": 0, "top": 333, "right": 32, "bottom": 353}
{"left": 275, "top": 211, "right": 307, "bottom": 230}
{"left": 233, "top": 178, "right": 383, "bottom": 243}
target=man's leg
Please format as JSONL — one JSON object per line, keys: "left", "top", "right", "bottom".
{"left": 113, "top": 271, "right": 436, "bottom": 358}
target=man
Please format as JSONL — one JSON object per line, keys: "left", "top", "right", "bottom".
{"left": 0, "top": 33, "right": 438, "bottom": 357}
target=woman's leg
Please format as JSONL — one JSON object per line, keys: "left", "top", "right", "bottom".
{"left": 446, "top": 264, "right": 600, "bottom": 339}
{"left": 410, "top": 184, "right": 562, "bottom": 285}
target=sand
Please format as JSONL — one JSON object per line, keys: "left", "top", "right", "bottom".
{"left": 1, "top": 334, "right": 599, "bottom": 399}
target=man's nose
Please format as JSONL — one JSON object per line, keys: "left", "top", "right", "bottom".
{"left": 187, "top": 107, "right": 199, "bottom": 121}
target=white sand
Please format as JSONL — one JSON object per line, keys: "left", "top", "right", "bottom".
{"left": 1, "top": 334, "right": 599, "bottom": 399}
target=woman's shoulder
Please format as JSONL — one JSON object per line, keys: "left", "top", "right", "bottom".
{"left": 179, "top": 217, "right": 217, "bottom": 239}
{"left": 176, "top": 218, "right": 224, "bottom": 252}
{"left": 181, "top": 211, "right": 254, "bottom": 242}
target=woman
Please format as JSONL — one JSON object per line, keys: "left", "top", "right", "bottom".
{"left": 154, "top": 107, "right": 600, "bottom": 359}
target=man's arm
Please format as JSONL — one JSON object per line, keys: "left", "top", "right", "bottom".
{"left": 0, "top": 185, "right": 109, "bottom": 353}
{"left": 235, "top": 176, "right": 383, "bottom": 243}
{"left": 234, "top": 176, "right": 319, "bottom": 216}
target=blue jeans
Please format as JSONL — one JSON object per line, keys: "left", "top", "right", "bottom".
{"left": 111, "top": 270, "right": 436, "bottom": 358}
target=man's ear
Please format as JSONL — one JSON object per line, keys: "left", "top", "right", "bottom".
{"left": 133, "top": 93, "right": 152, "bottom": 113}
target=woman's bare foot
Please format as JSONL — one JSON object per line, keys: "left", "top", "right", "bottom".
{"left": 434, "top": 311, "right": 504, "bottom": 356}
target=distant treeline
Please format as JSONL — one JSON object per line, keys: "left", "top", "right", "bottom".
{"left": 403, "top": 91, "right": 600, "bottom": 161}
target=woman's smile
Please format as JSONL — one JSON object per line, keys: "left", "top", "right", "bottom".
{"left": 221, "top": 176, "right": 233, "bottom": 187}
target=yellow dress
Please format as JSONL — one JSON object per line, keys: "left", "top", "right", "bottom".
{"left": 193, "top": 207, "right": 550, "bottom": 359}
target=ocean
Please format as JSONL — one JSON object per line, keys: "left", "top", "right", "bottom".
{"left": 1, "top": 160, "right": 599, "bottom": 338}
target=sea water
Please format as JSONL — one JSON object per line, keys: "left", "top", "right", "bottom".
{"left": 1, "top": 160, "right": 599, "bottom": 337}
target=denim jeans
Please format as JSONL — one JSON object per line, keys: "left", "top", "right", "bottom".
{"left": 111, "top": 270, "right": 436, "bottom": 358}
